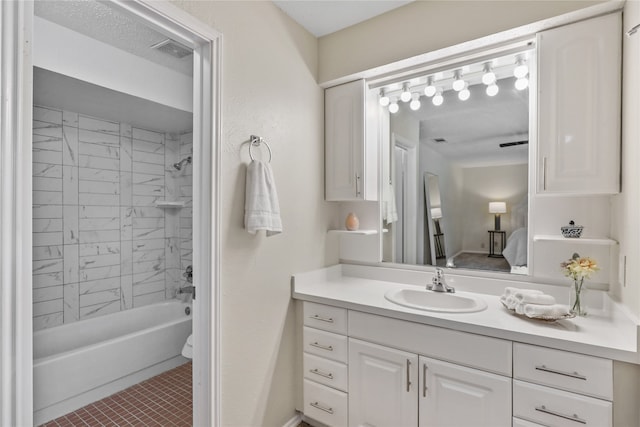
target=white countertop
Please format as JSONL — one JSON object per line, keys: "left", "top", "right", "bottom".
{"left": 292, "top": 264, "right": 640, "bottom": 363}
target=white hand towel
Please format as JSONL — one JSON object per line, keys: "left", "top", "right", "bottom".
{"left": 383, "top": 183, "right": 398, "bottom": 224}
{"left": 523, "top": 304, "right": 571, "bottom": 319}
{"left": 244, "top": 160, "right": 282, "bottom": 236}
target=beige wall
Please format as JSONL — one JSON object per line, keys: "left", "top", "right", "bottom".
{"left": 170, "top": 2, "right": 338, "bottom": 426}
{"left": 611, "top": 0, "right": 640, "bottom": 317}
{"left": 318, "top": 0, "right": 604, "bottom": 83}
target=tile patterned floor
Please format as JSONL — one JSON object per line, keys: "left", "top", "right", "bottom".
{"left": 40, "top": 362, "right": 192, "bottom": 427}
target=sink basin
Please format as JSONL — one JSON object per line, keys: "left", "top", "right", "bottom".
{"left": 384, "top": 288, "right": 487, "bottom": 313}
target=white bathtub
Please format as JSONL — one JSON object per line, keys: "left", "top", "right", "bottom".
{"left": 33, "top": 300, "right": 192, "bottom": 425}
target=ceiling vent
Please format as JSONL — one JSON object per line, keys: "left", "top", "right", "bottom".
{"left": 150, "top": 39, "right": 193, "bottom": 59}
{"left": 433, "top": 138, "right": 447, "bottom": 144}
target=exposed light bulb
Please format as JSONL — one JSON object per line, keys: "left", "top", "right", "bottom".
{"left": 486, "top": 83, "right": 499, "bottom": 97}
{"left": 458, "top": 84, "right": 470, "bottom": 101}
{"left": 452, "top": 70, "right": 465, "bottom": 92}
{"left": 400, "top": 83, "right": 412, "bottom": 102}
{"left": 424, "top": 77, "right": 436, "bottom": 97}
{"left": 481, "top": 63, "right": 496, "bottom": 85}
{"left": 379, "top": 88, "right": 390, "bottom": 107}
{"left": 389, "top": 99, "right": 400, "bottom": 113}
{"left": 410, "top": 93, "right": 421, "bottom": 111}
{"left": 514, "top": 58, "right": 529, "bottom": 79}
{"left": 515, "top": 77, "right": 529, "bottom": 91}
{"left": 432, "top": 89, "right": 444, "bottom": 106}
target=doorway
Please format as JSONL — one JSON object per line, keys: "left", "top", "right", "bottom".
{"left": 0, "top": 1, "right": 221, "bottom": 425}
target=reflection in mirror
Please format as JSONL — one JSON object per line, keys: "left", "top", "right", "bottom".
{"left": 380, "top": 50, "right": 531, "bottom": 275}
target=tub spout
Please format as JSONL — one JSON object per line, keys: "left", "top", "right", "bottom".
{"left": 179, "top": 286, "right": 195, "bottom": 299}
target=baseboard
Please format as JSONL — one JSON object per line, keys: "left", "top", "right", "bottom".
{"left": 283, "top": 411, "right": 303, "bottom": 427}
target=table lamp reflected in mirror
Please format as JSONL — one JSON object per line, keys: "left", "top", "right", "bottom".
{"left": 489, "top": 202, "right": 507, "bottom": 230}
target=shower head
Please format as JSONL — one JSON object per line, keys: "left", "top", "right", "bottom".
{"left": 173, "top": 156, "right": 192, "bottom": 170}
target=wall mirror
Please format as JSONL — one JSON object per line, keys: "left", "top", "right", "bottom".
{"left": 379, "top": 48, "right": 533, "bottom": 275}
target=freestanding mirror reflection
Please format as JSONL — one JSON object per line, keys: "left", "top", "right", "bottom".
{"left": 380, "top": 50, "right": 531, "bottom": 274}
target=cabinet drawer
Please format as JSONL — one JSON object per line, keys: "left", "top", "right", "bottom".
{"left": 303, "top": 327, "right": 348, "bottom": 363}
{"left": 513, "top": 380, "right": 612, "bottom": 427}
{"left": 303, "top": 302, "right": 347, "bottom": 334}
{"left": 303, "top": 379, "right": 348, "bottom": 427}
{"left": 303, "top": 353, "right": 348, "bottom": 392}
{"left": 513, "top": 343, "right": 612, "bottom": 400}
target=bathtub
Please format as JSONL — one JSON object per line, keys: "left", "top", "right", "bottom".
{"left": 33, "top": 299, "right": 192, "bottom": 425}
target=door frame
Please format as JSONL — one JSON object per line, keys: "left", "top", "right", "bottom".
{"left": 0, "top": 1, "right": 222, "bottom": 425}
{"left": 391, "top": 133, "right": 418, "bottom": 264}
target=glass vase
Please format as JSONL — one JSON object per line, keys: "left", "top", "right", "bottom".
{"left": 570, "top": 278, "right": 587, "bottom": 316}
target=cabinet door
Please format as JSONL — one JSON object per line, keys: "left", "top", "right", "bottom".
{"left": 349, "top": 338, "right": 418, "bottom": 427}
{"left": 418, "top": 356, "right": 511, "bottom": 427}
{"left": 537, "top": 12, "right": 621, "bottom": 194}
{"left": 325, "top": 80, "right": 365, "bottom": 201}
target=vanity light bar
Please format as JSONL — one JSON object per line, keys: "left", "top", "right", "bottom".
{"left": 377, "top": 52, "right": 531, "bottom": 104}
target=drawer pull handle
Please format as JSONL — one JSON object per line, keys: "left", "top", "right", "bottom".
{"left": 406, "top": 359, "right": 412, "bottom": 392}
{"left": 535, "top": 365, "right": 587, "bottom": 380}
{"left": 423, "top": 364, "right": 428, "bottom": 397}
{"left": 309, "top": 314, "right": 334, "bottom": 323}
{"left": 310, "top": 368, "right": 334, "bottom": 380}
{"left": 535, "top": 405, "right": 586, "bottom": 424}
{"left": 310, "top": 342, "right": 334, "bottom": 352}
{"left": 310, "top": 401, "right": 334, "bottom": 415}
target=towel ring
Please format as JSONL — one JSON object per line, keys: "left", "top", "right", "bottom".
{"left": 249, "top": 135, "right": 272, "bottom": 163}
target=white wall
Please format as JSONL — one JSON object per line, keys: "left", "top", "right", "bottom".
{"left": 461, "top": 164, "right": 528, "bottom": 253}
{"left": 169, "top": 2, "right": 338, "bottom": 426}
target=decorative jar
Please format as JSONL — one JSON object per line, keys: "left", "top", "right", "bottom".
{"left": 345, "top": 212, "right": 359, "bottom": 231}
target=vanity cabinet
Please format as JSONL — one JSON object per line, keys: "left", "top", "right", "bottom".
{"left": 537, "top": 12, "right": 621, "bottom": 194}
{"left": 325, "top": 79, "right": 377, "bottom": 201}
{"left": 300, "top": 301, "right": 620, "bottom": 427}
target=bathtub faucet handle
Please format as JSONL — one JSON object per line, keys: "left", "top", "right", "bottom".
{"left": 183, "top": 265, "right": 193, "bottom": 283}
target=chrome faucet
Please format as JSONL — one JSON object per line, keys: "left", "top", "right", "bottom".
{"left": 427, "top": 268, "right": 455, "bottom": 293}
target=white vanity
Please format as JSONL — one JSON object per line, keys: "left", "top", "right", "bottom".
{"left": 293, "top": 265, "right": 640, "bottom": 427}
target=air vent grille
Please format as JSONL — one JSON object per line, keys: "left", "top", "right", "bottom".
{"left": 150, "top": 39, "right": 192, "bottom": 59}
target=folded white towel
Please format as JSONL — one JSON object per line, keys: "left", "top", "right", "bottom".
{"left": 503, "top": 287, "right": 543, "bottom": 298}
{"left": 500, "top": 295, "right": 518, "bottom": 310}
{"left": 244, "top": 160, "right": 282, "bottom": 236}
{"left": 523, "top": 304, "right": 571, "bottom": 319}
{"left": 517, "top": 293, "right": 556, "bottom": 306}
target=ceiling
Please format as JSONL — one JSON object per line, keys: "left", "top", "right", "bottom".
{"left": 34, "top": 0, "right": 192, "bottom": 76}
{"left": 402, "top": 77, "right": 529, "bottom": 168}
{"left": 273, "top": 0, "right": 414, "bottom": 37}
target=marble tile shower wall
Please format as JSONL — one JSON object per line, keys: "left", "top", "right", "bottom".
{"left": 32, "top": 105, "right": 193, "bottom": 331}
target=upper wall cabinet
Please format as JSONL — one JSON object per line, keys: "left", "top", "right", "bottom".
{"left": 325, "top": 80, "right": 378, "bottom": 201}
{"left": 537, "top": 12, "right": 621, "bottom": 195}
